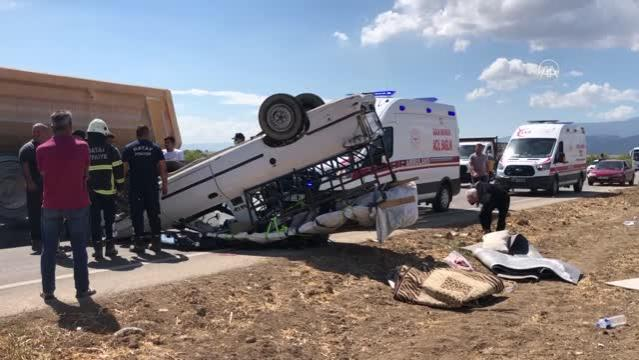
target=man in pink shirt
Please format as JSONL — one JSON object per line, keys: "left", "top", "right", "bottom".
{"left": 36, "top": 110, "right": 96, "bottom": 301}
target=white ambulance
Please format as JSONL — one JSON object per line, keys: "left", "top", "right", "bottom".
{"left": 496, "top": 121, "right": 587, "bottom": 195}
{"left": 363, "top": 96, "right": 461, "bottom": 211}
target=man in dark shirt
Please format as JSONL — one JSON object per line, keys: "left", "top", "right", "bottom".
{"left": 36, "top": 110, "right": 95, "bottom": 301}
{"left": 18, "top": 123, "right": 51, "bottom": 254}
{"left": 122, "top": 125, "right": 168, "bottom": 254}
{"left": 467, "top": 182, "right": 510, "bottom": 233}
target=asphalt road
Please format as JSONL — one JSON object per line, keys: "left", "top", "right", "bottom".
{"left": 0, "top": 182, "right": 627, "bottom": 317}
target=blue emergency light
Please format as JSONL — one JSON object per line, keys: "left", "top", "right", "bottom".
{"left": 354, "top": 90, "right": 396, "bottom": 98}
{"left": 415, "top": 97, "right": 438, "bottom": 102}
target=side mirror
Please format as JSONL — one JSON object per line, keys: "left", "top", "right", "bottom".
{"left": 556, "top": 153, "right": 566, "bottom": 163}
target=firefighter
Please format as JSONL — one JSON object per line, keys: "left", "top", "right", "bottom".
{"left": 86, "top": 119, "right": 125, "bottom": 260}
{"left": 122, "top": 125, "right": 168, "bottom": 254}
{"left": 466, "top": 182, "right": 510, "bottom": 234}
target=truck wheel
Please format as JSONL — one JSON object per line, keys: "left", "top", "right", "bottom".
{"left": 432, "top": 183, "right": 451, "bottom": 212}
{"left": 295, "top": 93, "right": 325, "bottom": 112}
{"left": 573, "top": 175, "right": 583, "bottom": 193}
{"left": 548, "top": 176, "right": 560, "bottom": 196}
{"left": 0, "top": 155, "right": 27, "bottom": 223}
{"left": 630, "top": 176, "right": 635, "bottom": 186}
{"left": 588, "top": 179, "right": 594, "bottom": 186}
{"left": 259, "top": 94, "right": 307, "bottom": 142}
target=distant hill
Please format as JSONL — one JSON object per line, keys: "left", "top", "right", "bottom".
{"left": 578, "top": 117, "right": 639, "bottom": 137}
{"left": 579, "top": 117, "right": 639, "bottom": 154}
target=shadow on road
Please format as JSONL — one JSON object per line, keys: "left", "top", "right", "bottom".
{"left": 46, "top": 297, "right": 120, "bottom": 334}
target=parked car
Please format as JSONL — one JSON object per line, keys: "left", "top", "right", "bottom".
{"left": 587, "top": 160, "right": 635, "bottom": 186}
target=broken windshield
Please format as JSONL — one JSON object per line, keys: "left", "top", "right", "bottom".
{"left": 504, "top": 138, "right": 556, "bottom": 159}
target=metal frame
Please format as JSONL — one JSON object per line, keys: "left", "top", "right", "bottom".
{"left": 243, "top": 137, "right": 396, "bottom": 233}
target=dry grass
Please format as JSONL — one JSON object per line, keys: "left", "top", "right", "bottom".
{"left": 2, "top": 188, "right": 639, "bottom": 359}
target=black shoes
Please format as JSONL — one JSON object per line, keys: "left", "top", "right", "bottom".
{"left": 76, "top": 288, "right": 97, "bottom": 299}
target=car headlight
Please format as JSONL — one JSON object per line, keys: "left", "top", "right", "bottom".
{"left": 536, "top": 162, "right": 551, "bottom": 171}
{"left": 498, "top": 162, "right": 504, "bottom": 170}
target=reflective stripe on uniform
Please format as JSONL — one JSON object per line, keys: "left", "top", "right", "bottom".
{"left": 116, "top": 178, "right": 125, "bottom": 184}
{"left": 95, "top": 189, "right": 117, "bottom": 196}
{"left": 89, "top": 164, "right": 113, "bottom": 171}
{"left": 112, "top": 160, "right": 123, "bottom": 167}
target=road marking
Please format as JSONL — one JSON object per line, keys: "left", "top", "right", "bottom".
{"left": 0, "top": 252, "right": 211, "bottom": 292}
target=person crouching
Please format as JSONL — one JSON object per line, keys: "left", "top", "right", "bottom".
{"left": 466, "top": 182, "right": 510, "bottom": 234}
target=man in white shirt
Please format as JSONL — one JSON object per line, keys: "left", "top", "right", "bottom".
{"left": 163, "top": 136, "right": 184, "bottom": 162}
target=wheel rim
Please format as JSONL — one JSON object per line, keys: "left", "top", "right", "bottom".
{"left": 440, "top": 187, "right": 450, "bottom": 209}
{"left": 266, "top": 104, "right": 295, "bottom": 132}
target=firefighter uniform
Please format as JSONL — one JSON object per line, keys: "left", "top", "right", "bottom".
{"left": 87, "top": 119, "right": 125, "bottom": 260}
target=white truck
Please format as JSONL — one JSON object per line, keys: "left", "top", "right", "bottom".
{"left": 116, "top": 93, "right": 417, "bottom": 242}
{"left": 458, "top": 137, "right": 501, "bottom": 183}
{"left": 496, "top": 121, "right": 587, "bottom": 195}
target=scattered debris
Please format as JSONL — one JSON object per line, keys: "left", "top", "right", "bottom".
{"left": 464, "top": 232, "right": 582, "bottom": 284}
{"left": 443, "top": 251, "right": 474, "bottom": 271}
{"left": 606, "top": 278, "right": 639, "bottom": 291}
{"left": 158, "top": 308, "right": 169, "bottom": 313}
{"left": 391, "top": 265, "right": 504, "bottom": 309}
{"left": 245, "top": 336, "right": 257, "bottom": 344}
{"left": 595, "top": 315, "right": 627, "bottom": 329}
{"left": 113, "top": 327, "right": 146, "bottom": 338}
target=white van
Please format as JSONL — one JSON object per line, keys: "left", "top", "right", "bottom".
{"left": 496, "top": 121, "right": 587, "bottom": 195}
{"left": 355, "top": 97, "right": 461, "bottom": 211}
{"left": 630, "top": 147, "right": 639, "bottom": 171}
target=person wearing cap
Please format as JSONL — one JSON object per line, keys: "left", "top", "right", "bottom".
{"left": 233, "top": 132, "right": 245, "bottom": 145}
{"left": 466, "top": 182, "right": 510, "bottom": 234}
{"left": 86, "top": 119, "right": 125, "bottom": 260}
{"left": 36, "top": 110, "right": 95, "bottom": 301}
{"left": 122, "top": 125, "right": 168, "bottom": 253}
{"left": 18, "top": 123, "right": 51, "bottom": 254}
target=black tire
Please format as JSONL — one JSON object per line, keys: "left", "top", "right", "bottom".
{"left": 432, "top": 183, "right": 451, "bottom": 212}
{"left": 548, "top": 176, "right": 559, "bottom": 196}
{"left": 630, "top": 176, "right": 635, "bottom": 186}
{"left": 295, "top": 93, "right": 325, "bottom": 112}
{"left": 588, "top": 179, "right": 594, "bottom": 186}
{"left": 573, "top": 175, "right": 583, "bottom": 193}
{"left": 0, "top": 155, "right": 27, "bottom": 223}
{"left": 259, "top": 94, "right": 307, "bottom": 142}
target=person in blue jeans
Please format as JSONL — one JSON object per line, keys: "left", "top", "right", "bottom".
{"left": 36, "top": 110, "right": 96, "bottom": 301}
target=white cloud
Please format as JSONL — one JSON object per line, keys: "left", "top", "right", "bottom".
{"left": 454, "top": 74, "right": 463, "bottom": 81}
{"left": 466, "top": 87, "right": 494, "bottom": 101}
{"left": 530, "top": 82, "right": 639, "bottom": 109}
{"left": 333, "top": 31, "right": 349, "bottom": 42}
{"left": 568, "top": 70, "right": 584, "bottom": 77}
{"left": 0, "top": 0, "right": 17, "bottom": 10}
{"left": 177, "top": 115, "right": 261, "bottom": 145}
{"left": 477, "top": 58, "right": 547, "bottom": 91}
{"left": 529, "top": 40, "right": 546, "bottom": 52}
{"left": 453, "top": 38, "right": 470, "bottom": 52}
{"left": 361, "top": 0, "right": 639, "bottom": 52}
{"left": 172, "top": 89, "right": 266, "bottom": 106}
{"left": 593, "top": 105, "right": 636, "bottom": 121}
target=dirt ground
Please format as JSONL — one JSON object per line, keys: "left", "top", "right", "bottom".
{"left": 3, "top": 188, "right": 639, "bottom": 359}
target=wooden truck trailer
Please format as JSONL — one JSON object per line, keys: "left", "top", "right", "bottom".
{"left": 0, "top": 67, "right": 181, "bottom": 222}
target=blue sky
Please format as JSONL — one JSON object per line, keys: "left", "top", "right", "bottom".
{"left": 2, "top": 0, "right": 639, "bottom": 148}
